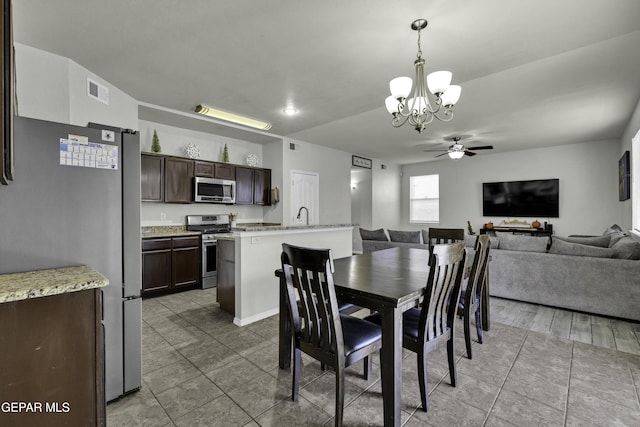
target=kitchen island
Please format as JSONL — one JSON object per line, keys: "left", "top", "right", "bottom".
{"left": 222, "top": 224, "right": 353, "bottom": 326}
{"left": 0, "top": 266, "right": 108, "bottom": 427}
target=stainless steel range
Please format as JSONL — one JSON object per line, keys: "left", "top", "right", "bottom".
{"left": 186, "top": 214, "right": 231, "bottom": 289}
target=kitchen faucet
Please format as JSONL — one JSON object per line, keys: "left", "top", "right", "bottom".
{"left": 296, "top": 206, "right": 309, "bottom": 225}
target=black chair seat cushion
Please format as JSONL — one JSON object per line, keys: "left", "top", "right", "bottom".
{"left": 340, "top": 314, "right": 382, "bottom": 357}
{"left": 363, "top": 308, "right": 423, "bottom": 343}
{"left": 337, "top": 301, "right": 355, "bottom": 312}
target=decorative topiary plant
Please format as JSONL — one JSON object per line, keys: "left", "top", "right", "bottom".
{"left": 151, "top": 130, "right": 161, "bottom": 153}
{"left": 467, "top": 220, "right": 475, "bottom": 235}
{"left": 222, "top": 144, "right": 229, "bottom": 163}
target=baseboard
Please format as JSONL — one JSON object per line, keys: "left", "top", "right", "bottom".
{"left": 233, "top": 307, "right": 280, "bottom": 327}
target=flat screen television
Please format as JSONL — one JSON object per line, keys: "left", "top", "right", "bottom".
{"left": 482, "top": 179, "right": 559, "bottom": 218}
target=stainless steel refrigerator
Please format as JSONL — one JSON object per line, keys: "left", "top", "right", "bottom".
{"left": 0, "top": 116, "right": 142, "bottom": 402}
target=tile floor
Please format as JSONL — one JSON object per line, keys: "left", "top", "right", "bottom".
{"left": 107, "top": 288, "right": 640, "bottom": 426}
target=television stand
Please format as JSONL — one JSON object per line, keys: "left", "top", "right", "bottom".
{"left": 480, "top": 227, "right": 552, "bottom": 237}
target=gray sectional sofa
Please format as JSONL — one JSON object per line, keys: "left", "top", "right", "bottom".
{"left": 360, "top": 226, "right": 640, "bottom": 322}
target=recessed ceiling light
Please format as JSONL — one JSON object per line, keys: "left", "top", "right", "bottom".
{"left": 282, "top": 106, "right": 298, "bottom": 116}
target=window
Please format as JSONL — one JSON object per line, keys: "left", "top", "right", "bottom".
{"left": 410, "top": 174, "right": 439, "bottom": 223}
{"left": 633, "top": 130, "right": 640, "bottom": 235}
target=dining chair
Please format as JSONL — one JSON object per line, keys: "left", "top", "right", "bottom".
{"left": 281, "top": 243, "right": 383, "bottom": 427}
{"left": 458, "top": 234, "right": 491, "bottom": 359}
{"left": 425, "top": 227, "right": 464, "bottom": 251}
{"left": 364, "top": 242, "right": 466, "bottom": 412}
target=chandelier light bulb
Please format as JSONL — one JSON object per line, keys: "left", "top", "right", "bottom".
{"left": 441, "top": 85, "right": 462, "bottom": 107}
{"left": 385, "top": 96, "right": 400, "bottom": 114}
{"left": 389, "top": 77, "right": 412, "bottom": 100}
{"left": 426, "top": 71, "right": 452, "bottom": 95}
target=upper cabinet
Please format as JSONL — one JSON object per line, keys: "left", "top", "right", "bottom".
{"left": 236, "top": 166, "right": 271, "bottom": 206}
{"left": 141, "top": 153, "right": 164, "bottom": 202}
{"left": 164, "top": 157, "right": 193, "bottom": 203}
{"left": 194, "top": 160, "right": 236, "bottom": 180}
{"left": 143, "top": 154, "right": 268, "bottom": 206}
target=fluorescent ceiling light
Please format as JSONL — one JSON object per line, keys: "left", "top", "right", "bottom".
{"left": 195, "top": 104, "right": 272, "bottom": 131}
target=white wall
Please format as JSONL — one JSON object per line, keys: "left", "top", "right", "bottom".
{"left": 138, "top": 120, "right": 271, "bottom": 225}
{"left": 350, "top": 169, "right": 372, "bottom": 252}
{"left": 15, "top": 43, "right": 138, "bottom": 129}
{"left": 619, "top": 96, "right": 640, "bottom": 231}
{"left": 282, "top": 138, "right": 352, "bottom": 226}
{"left": 401, "top": 140, "right": 620, "bottom": 237}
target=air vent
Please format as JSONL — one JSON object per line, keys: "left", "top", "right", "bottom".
{"left": 87, "top": 78, "right": 109, "bottom": 105}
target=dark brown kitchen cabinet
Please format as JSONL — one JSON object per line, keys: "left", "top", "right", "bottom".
{"left": 253, "top": 168, "right": 271, "bottom": 205}
{"left": 194, "top": 161, "right": 235, "bottom": 180}
{"left": 141, "top": 153, "right": 164, "bottom": 202}
{"left": 142, "top": 238, "right": 172, "bottom": 293}
{"left": 216, "top": 239, "right": 235, "bottom": 315}
{"left": 236, "top": 166, "right": 271, "bottom": 205}
{"left": 0, "top": 288, "right": 104, "bottom": 427}
{"left": 164, "top": 157, "right": 193, "bottom": 203}
{"left": 214, "top": 163, "right": 235, "bottom": 180}
{"left": 142, "top": 235, "right": 201, "bottom": 296}
{"left": 235, "top": 166, "right": 254, "bottom": 205}
{"left": 172, "top": 236, "right": 201, "bottom": 288}
{"left": 194, "top": 160, "right": 215, "bottom": 178}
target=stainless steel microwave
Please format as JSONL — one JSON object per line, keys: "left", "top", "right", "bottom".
{"left": 193, "top": 177, "right": 236, "bottom": 204}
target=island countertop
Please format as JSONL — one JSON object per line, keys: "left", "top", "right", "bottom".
{"left": 0, "top": 265, "right": 109, "bottom": 304}
{"left": 232, "top": 223, "right": 354, "bottom": 232}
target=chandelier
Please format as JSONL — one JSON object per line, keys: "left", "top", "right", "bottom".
{"left": 385, "top": 19, "right": 461, "bottom": 133}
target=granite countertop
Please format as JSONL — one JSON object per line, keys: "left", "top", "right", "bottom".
{"left": 141, "top": 225, "right": 201, "bottom": 238}
{"left": 231, "top": 223, "right": 354, "bottom": 232}
{"left": 0, "top": 265, "right": 109, "bottom": 304}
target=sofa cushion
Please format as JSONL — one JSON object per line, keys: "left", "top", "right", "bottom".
{"left": 495, "top": 232, "right": 549, "bottom": 253}
{"left": 359, "top": 228, "right": 388, "bottom": 241}
{"left": 464, "top": 234, "right": 499, "bottom": 249}
{"left": 610, "top": 237, "right": 640, "bottom": 260}
{"left": 550, "top": 239, "right": 618, "bottom": 258}
{"left": 555, "top": 235, "right": 611, "bottom": 248}
{"left": 388, "top": 230, "right": 421, "bottom": 244}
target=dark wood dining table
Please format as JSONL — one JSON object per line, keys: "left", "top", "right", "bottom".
{"left": 275, "top": 246, "right": 490, "bottom": 427}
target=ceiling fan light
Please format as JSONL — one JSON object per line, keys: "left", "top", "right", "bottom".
{"left": 426, "top": 71, "right": 452, "bottom": 95}
{"left": 390, "top": 76, "right": 412, "bottom": 100}
{"left": 385, "top": 96, "right": 400, "bottom": 114}
{"left": 448, "top": 150, "right": 465, "bottom": 160}
{"left": 441, "top": 85, "right": 462, "bottom": 107}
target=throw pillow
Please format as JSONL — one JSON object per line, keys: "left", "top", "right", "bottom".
{"left": 603, "top": 224, "right": 624, "bottom": 236}
{"left": 608, "top": 231, "right": 628, "bottom": 247}
{"left": 610, "top": 237, "right": 640, "bottom": 260}
{"left": 359, "top": 228, "right": 388, "bottom": 242}
{"left": 555, "top": 235, "right": 611, "bottom": 248}
{"left": 388, "top": 230, "right": 421, "bottom": 244}
{"left": 549, "top": 239, "right": 618, "bottom": 258}
{"left": 494, "top": 232, "right": 548, "bottom": 253}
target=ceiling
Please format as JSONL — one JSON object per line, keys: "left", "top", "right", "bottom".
{"left": 12, "top": 0, "right": 640, "bottom": 165}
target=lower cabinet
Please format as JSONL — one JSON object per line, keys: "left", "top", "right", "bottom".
{"left": 0, "top": 289, "right": 104, "bottom": 427}
{"left": 216, "top": 239, "right": 235, "bottom": 315}
{"left": 142, "top": 235, "right": 201, "bottom": 296}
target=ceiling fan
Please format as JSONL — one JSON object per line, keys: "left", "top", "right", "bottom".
{"left": 424, "top": 137, "right": 494, "bottom": 159}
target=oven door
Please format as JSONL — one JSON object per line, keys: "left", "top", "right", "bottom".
{"left": 201, "top": 237, "right": 217, "bottom": 289}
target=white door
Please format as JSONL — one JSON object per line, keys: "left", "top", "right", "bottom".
{"left": 291, "top": 170, "right": 319, "bottom": 225}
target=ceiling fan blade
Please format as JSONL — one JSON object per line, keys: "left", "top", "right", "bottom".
{"left": 467, "top": 145, "right": 494, "bottom": 150}
{"left": 464, "top": 150, "right": 477, "bottom": 156}
{"left": 423, "top": 149, "right": 448, "bottom": 152}
{"left": 434, "top": 152, "right": 449, "bottom": 158}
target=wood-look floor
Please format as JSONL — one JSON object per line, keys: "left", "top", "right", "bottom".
{"left": 490, "top": 296, "right": 640, "bottom": 355}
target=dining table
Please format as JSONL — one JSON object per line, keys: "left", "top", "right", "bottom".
{"left": 275, "top": 246, "right": 491, "bottom": 426}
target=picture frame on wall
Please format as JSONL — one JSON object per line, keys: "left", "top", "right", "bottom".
{"left": 619, "top": 150, "right": 630, "bottom": 201}
{"left": 352, "top": 155, "right": 372, "bottom": 169}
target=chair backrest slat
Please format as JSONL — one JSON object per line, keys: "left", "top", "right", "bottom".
{"left": 427, "top": 228, "right": 464, "bottom": 251}
{"left": 467, "top": 235, "right": 491, "bottom": 304}
{"left": 281, "top": 244, "right": 344, "bottom": 357}
{"left": 419, "top": 242, "right": 466, "bottom": 343}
